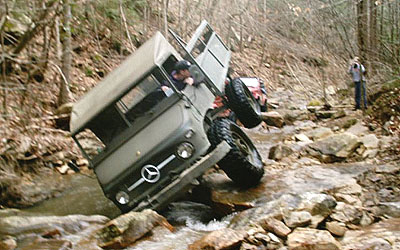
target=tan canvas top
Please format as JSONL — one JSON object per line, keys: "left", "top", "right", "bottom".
{"left": 70, "top": 32, "right": 179, "bottom": 134}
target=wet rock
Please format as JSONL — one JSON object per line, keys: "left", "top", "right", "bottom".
{"left": 341, "top": 218, "right": 400, "bottom": 250}
{"left": 330, "top": 202, "right": 363, "bottom": 224}
{"left": 287, "top": 228, "right": 341, "bottom": 250}
{"left": 268, "top": 144, "right": 294, "bottom": 161}
{"left": 325, "top": 221, "right": 347, "bottom": 237}
{"left": 305, "top": 127, "right": 333, "bottom": 141}
{"left": 240, "top": 242, "right": 262, "bottom": 250}
{"left": 0, "top": 235, "right": 17, "bottom": 250}
{"left": 259, "top": 217, "right": 291, "bottom": 238}
{"left": 188, "top": 228, "right": 247, "bottom": 250}
{"left": 244, "top": 226, "right": 267, "bottom": 245}
{"left": 164, "top": 201, "right": 215, "bottom": 224}
{"left": 283, "top": 211, "right": 312, "bottom": 228}
{"left": 19, "top": 239, "right": 72, "bottom": 250}
{"left": 95, "top": 209, "right": 173, "bottom": 249}
{"left": 229, "top": 194, "right": 301, "bottom": 230}
{"left": 379, "top": 202, "right": 400, "bottom": 218}
{"left": 199, "top": 172, "right": 261, "bottom": 216}
{"left": 266, "top": 232, "right": 284, "bottom": 249}
{"left": 261, "top": 111, "right": 285, "bottom": 128}
{"left": 306, "top": 132, "right": 361, "bottom": 163}
{"left": 297, "top": 192, "right": 337, "bottom": 217}
{"left": 0, "top": 214, "right": 108, "bottom": 236}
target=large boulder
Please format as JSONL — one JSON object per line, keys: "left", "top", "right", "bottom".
{"left": 268, "top": 143, "right": 294, "bottom": 161}
{"left": 94, "top": 209, "right": 173, "bottom": 249}
{"left": 341, "top": 218, "right": 400, "bottom": 250}
{"left": 261, "top": 111, "right": 285, "bottom": 128}
{"left": 305, "top": 127, "right": 333, "bottom": 141}
{"left": 0, "top": 214, "right": 108, "bottom": 236}
{"left": 287, "top": 228, "right": 341, "bottom": 250}
{"left": 188, "top": 228, "right": 247, "bottom": 250}
{"left": 306, "top": 132, "right": 361, "bottom": 162}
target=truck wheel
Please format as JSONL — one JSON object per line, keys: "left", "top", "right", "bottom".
{"left": 225, "top": 78, "right": 262, "bottom": 128}
{"left": 207, "top": 119, "right": 264, "bottom": 187}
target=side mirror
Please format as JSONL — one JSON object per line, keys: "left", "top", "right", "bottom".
{"left": 189, "top": 64, "right": 205, "bottom": 86}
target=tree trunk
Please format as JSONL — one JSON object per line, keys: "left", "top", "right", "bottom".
{"left": 356, "top": 0, "right": 368, "bottom": 63}
{"left": 369, "top": 0, "right": 378, "bottom": 69}
{"left": 163, "top": 0, "right": 169, "bottom": 38}
{"left": 58, "top": 0, "right": 72, "bottom": 106}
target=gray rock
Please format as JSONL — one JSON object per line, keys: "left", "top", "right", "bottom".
{"left": 375, "top": 164, "right": 400, "bottom": 174}
{"left": 260, "top": 217, "right": 291, "bottom": 238}
{"left": 360, "top": 134, "right": 379, "bottom": 149}
{"left": 298, "top": 192, "right": 337, "bottom": 217}
{"left": 316, "top": 110, "right": 336, "bottom": 119}
{"left": 294, "top": 134, "right": 312, "bottom": 143}
{"left": 326, "top": 221, "right": 347, "bottom": 237}
{"left": 268, "top": 144, "right": 294, "bottom": 161}
{"left": 332, "top": 109, "right": 346, "bottom": 119}
{"left": 188, "top": 228, "right": 247, "bottom": 250}
{"left": 305, "top": 127, "right": 333, "bottom": 141}
{"left": 346, "top": 122, "right": 369, "bottom": 136}
{"left": 0, "top": 236, "right": 17, "bottom": 250}
{"left": 341, "top": 218, "right": 400, "bottom": 250}
{"left": 0, "top": 214, "right": 109, "bottom": 236}
{"left": 330, "top": 202, "right": 363, "bottom": 224}
{"left": 287, "top": 228, "right": 341, "bottom": 250}
{"left": 95, "top": 209, "right": 173, "bottom": 249}
{"left": 261, "top": 111, "right": 285, "bottom": 128}
{"left": 379, "top": 202, "right": 400, "bottom": 218}
{"left": 307, "top": 132, "right": 361, "bottom": 162}
{"left": 283, "top": 211, "right": 312, "bottom": 228}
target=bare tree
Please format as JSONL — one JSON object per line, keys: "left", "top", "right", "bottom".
{"left": 58, "top": 0, "right": 72, "bottom": 106}
{"left": 357, "top": 0, "right": 368, "bottom": 63}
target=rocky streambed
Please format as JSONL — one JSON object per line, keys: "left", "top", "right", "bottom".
{"left": 1, "top": 89, "right": 399, "bottom": 250}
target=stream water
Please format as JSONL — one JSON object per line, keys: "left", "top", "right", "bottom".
{"left": 19, "top": 122, "right": 302, "bottom": 249}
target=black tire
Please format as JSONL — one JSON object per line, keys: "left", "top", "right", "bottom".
{"left": 207, "top": 119, "right": 264, "bottom": 187}
{"left": 225, "top": 78, "right": 262, "bottom": 128}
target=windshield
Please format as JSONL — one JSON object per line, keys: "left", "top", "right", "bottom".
{"left": 74, "top": 68, "right": 176, "bottom": 160}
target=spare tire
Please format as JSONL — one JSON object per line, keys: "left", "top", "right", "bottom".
{"left": 225, "top": 78, "right": 262, "bottom": 128}
{"left": 207, "top": 118, "right": 264, "bottom": 187}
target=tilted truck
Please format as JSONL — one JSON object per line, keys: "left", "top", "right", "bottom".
{"left": 70, "top": 21, "right": 264, "bottom": 212}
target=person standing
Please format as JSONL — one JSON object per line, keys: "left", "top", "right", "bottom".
{"left": 348, "top": 57, "right": 367, "bottom": 110}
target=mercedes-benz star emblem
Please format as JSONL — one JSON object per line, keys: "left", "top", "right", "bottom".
{"left": 141, "top": 165, "right": 160, "bottom": 183}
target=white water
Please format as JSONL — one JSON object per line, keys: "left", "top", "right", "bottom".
{"left": 129, "top": 210, "right": 235, "bottom": 250}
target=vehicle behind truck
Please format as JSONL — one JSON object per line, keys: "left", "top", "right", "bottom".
{"left": 70, "top": 21, "right": 264, "bottom": 212}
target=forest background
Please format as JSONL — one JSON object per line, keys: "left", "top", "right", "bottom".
{"left": 0, "top": 0, "right": 399, "bottom": 206}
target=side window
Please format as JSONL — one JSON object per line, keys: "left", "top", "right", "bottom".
{"left": 118, "top": 69, "right": 168, "bottom": 123}
{"left": 116, "top": 75, "right": 160, "bottom": 113}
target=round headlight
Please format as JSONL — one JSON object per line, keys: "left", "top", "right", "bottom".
{"left": 176, "top": 142, "right": 194, "bottom": 159}
{"left": 116, "top": 191, "right": 129, "bottom": 205}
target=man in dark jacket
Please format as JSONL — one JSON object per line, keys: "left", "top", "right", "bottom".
{"left": 162, "top": 60, "right": 194, "bottom": 92}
